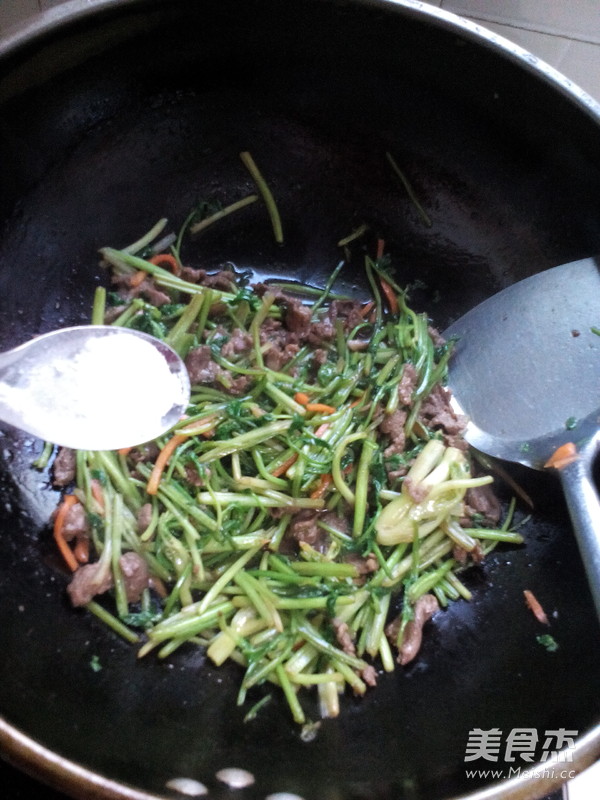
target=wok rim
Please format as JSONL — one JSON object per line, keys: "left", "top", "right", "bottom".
{"left": 0, "top": 0, "right": 599, "bottom": 123}
{"left": 2, "top": 715, "right": 598, "bottom": 800}
{"left": 0, "top": 0, "right": 599, "bottom": 798}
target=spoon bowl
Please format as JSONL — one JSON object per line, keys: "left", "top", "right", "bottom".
{"left": 444, "top": 256, "right": 600, "bottom": 617}
{"left": 0, "top": 325, "right": 191, "bottom": 450}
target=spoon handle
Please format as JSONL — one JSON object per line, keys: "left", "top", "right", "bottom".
{"left": 559, "top": 431, "right": 600, "bottom": 619}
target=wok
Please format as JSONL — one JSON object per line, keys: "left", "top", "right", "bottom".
{"left": 0, "top": 1, "right": 599, "bottom": 799}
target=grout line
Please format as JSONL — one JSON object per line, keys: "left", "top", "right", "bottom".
{"left": 443, "top": 7, "right": 600, "bottom": 47}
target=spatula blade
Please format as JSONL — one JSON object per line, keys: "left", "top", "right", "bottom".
{"left": 443, "top": 257, "right": 600, "bottom": 468}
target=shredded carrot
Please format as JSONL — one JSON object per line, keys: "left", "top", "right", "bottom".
{"left": 294, "top": 392, "right": 310, "bottom": 406}
{"left": 149, "top": 253, "right": 181, "bottom": 276}
{"left": 53, "top": 494, "right": 79, "bottom": 572}
{"left": 544, "top": 442, "right": 578, "bottom": 470}
{"left": 129, "top": 270, "right": 147, "bottom": 288}
{"left": 524, "top": 589, "right": 549, "bottom": 625}
{"left": 380, "top": 278, "right": 399, "bottom": 314}
{"left": 314, "top": 423, "right": 331, "bottom": 438}
{"left": 376, "top": 238, "right": 385, "bottom": 260}
{"left": 271, "top": 453, "right": 298, "bottom": 478}
{"left": 310, "top": 473, "right": 333, "bottom": 499}
{"left": 118, "top": 446, "right": 134, "bottom": 456}
{"left": 306, "top": 402, "right": 336, "bottom": 415}
{"left": 146, "top": 433, "right": 187, "bottom": 495}
{"left": 73, "top": 537, "right": 90, "bottom": 565}
{"left": 360, "top": 300, "right": 375, "bottom": 319}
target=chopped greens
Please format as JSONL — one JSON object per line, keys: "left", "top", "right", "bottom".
{"left": 536, "top": 634, "right": 559, "bottom": 653}
{"left": 48, "top": 208, "right": 523, "bottom": 726}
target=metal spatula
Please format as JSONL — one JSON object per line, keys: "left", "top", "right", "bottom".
{"left": 444, "top": 256, "right": 600, "bottom": 616}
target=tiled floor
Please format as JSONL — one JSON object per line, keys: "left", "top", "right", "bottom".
{"left": 441, "top": 0, "right": 600, "bottom": 103}
{"left": 0, "top": 1, "right": 598, "bottom": 799}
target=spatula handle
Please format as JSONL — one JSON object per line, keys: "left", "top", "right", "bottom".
{"left": 558, "top": 431, "right": 600, "bottom": 619}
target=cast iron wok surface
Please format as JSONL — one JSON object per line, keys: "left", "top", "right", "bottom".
{"left": 0, "top": 1, "right": 599, "bottom": 798}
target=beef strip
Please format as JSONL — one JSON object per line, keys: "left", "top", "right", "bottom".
{"left": 386, "top": 593, "right": 440, "bottom": 665}
{"left": 343, "top": 552, "right": 379, "bottom": 576}
{"left": 137, "top": 503, "right": 153, "bottom": 534}
{"left": 221, "top": 328, "right": 253, "bottom": 358}
{"left": 464, "top": 484, "right": 502, "bottom": 526}
{"left": 120, "top": 551, "right": 150, "bottom": 603}
{"left": 379, "top": 408, "right": 407, "bottom": 457}
{"left": 331, "top": 618, "right": 356, "bottom": 656}
{"left": 286, "top": 510, "right": 331, "bottom": 553}
{"left": 398, "top": 363, "right": 418, "bottom": 406}
{"left": 52, "top": 447, "right": 76, "bottom": 487}
{"left": 67, "top": 562, "right": 114, "bottom": 607}
{"left": 418, "top": 383, "right": 467, "bottom": 439}
{"left": 111, "top": 273, "right": 170, "bottom": 306}
{"left": 61, "top": 502, "right": 90, "bottom": 542}
{"left": 184, "top": 345, "right": 251, "bottom": 395}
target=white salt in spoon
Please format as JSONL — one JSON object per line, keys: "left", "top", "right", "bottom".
{"left": 0, "top": 326, "right": 191, "bottom": 450}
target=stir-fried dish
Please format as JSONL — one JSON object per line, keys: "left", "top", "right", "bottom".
{"left": 43, "top": 183, "right": 522, "bottom": 726}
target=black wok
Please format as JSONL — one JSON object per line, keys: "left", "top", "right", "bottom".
{"left": 0, "top": 1, "right": 599, "bottom": 799}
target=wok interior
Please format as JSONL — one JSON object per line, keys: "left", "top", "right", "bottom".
{"left": 0, "top": 1, "right": 599, "bottom": 798}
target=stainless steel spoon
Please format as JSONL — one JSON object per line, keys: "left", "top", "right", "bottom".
{"left": 444, "top": 256, "right": 600, "bottom": 617}
{"left": 0, "top": 325, "right": 191, "bottom": 450}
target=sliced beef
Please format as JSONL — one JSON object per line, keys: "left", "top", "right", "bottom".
{"left": 419, "top": 383, "right": 466, "bottom": 438}
{"left": 137, "top": 503, "right": 153, "bottom": 534}
{"left": 403, "top": 476, "right": 429, "bottom": 503}
{"left": 386, "top": 593, "right": 439, "bottom": 665}
{"left": 287, "top": 510, "right": 330, "bottom": 553}
{"left": 398, "top": 363, "right": 418, "bottom": 406}
{"left": 379, "top": 408, "right": 407, "bottom": 457}
{"left": 120, "top": 551, "right": 150, "bottom": 603}
{"left": 61, "top": 502, "right": 90, "bottom": 542}
{"left": 167, "top": 266, "right": 238, "bottom": 292}
{"left": 464, "top": 484, "right": 502, "bottom": 526}
{"left": 284, "top": 298, "right": 312, "bottom": 336}
{"left": 185, "top": 345, "right": 222, "bottom": 384}
{"left": 67, "top": 562, "right": 113, "bottom": 607}
{"left": 327, "top": 300, "right": 364, "bottom": 333}
{"left": 331, "top": 618, "right": 356, "bottom": 655}
{"left": 221, "top": 328, "right": 252, "bottom": 359}
{"left": 52, "top": 447, "right": 76, "bottom": 487}
{"left": 343, "top": 552, "right": 379, "bottom": 576}
{"left": 111, "top": 273, "right": 170, "bottom": 306}
{"left": 184, "top": 345, "right": 251, "bottom": 395}
{"left": 307, "top": 318, "right": 335, "bottom": 347}
{"left": 361, "top": 665, "right": 378, "bottom": 687}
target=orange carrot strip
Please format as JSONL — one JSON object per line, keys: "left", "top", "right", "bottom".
{"left": 376, "top": 238, "right": 385, "bottom": 260}
{"left": 294, "top": 392, "right": 310, "bottom": 406}
{"left": 523, "top": 589, "right": 549, "bottom": 625}
{"left": 360, "top": 300, "right": 375, "bottom": 319}
{"left": 305, "top": 403, "right": 336, "bottom": 415}
{"left": 380, "top": 278, "right": 399, "bottom": 314}
{"left": 271, "top": 453, "right": 298, "bottom": 478}
{"left": 73, "top": 537, "right": 90, "bottom": 565}
{"left": 544, "top": 442, "right": 578, "bottom": 470}
{"left": 146, "top": 433, "right": 187, "bottom": 495}
{"left": 130, "top": 270, "right": 147, "bottom": 288}
{"left": 310, "top": 473, "right": 333, "bottom": 499}
{"left": 53, "top": 495, "right": 79, "bottom": 572}
{"left": 314, "top": 423, "right": 331, "bottom": 438}
{"left": 149, "top": 253, "right": 181, "bottom": 276}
